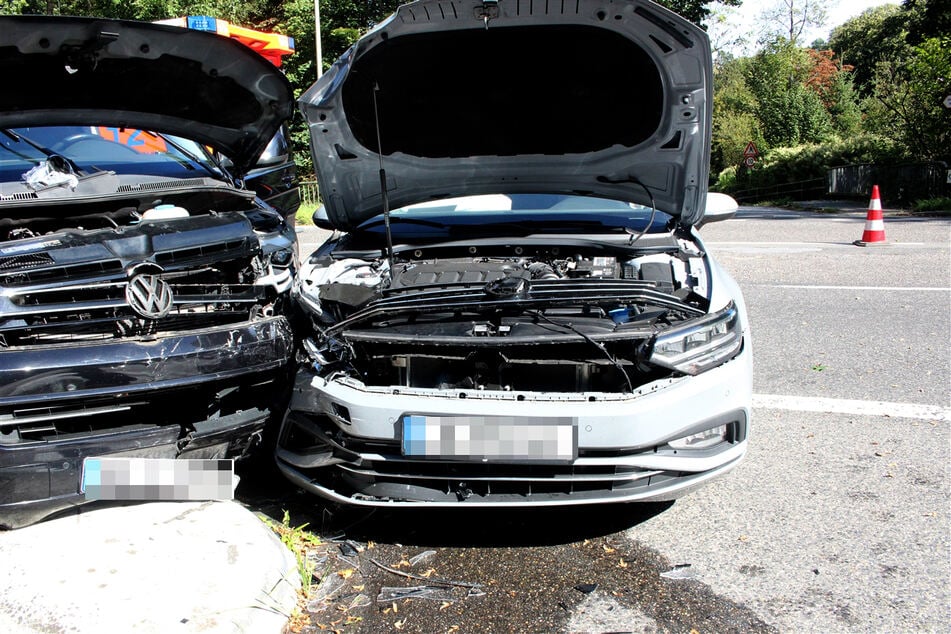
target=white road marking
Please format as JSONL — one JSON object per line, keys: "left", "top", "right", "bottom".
{"left": 753, "top": 394, "right": 950, "bottom": 421}
{"left": 707, "top": 241, "right": 927, "bottom": 247}
{"left": 757, "top": 284, "right": 951, "bottom": 292}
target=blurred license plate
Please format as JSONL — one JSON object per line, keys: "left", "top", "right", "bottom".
{"left": 401, "top": 415, "right": 576, "bottom": 462}
{"left": 81, "top": 458, "right": 234, "bottom": 501}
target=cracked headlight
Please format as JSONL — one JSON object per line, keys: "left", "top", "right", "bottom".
{"left": 649, "top": 302, "right": 742, "bottom": 375}
{"left": 270, "top": 247, "right": 294, "bottom": 267}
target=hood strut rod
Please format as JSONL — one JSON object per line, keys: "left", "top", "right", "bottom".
{"left": 372, "top": 82, "right": 395, "bottom": 271}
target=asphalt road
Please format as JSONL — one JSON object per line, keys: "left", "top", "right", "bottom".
{"left": 278, "top": 208, "right": 950, "bottom": 633}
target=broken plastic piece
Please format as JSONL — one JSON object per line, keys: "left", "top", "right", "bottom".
{"left": 370, "top": 557, "right": 483, "bottom": 589}
{"left": 377, "top": 585, "right": 455, "bottom": 602}
{"left": 660, "top": 563, "right": 695, "bottom": 580}
{"left": 409, "top": 550, "right": 437, "bottom": 567}
{"left": 338, "top": 542, "right": 359, "bottom": 557}
{"left": 574, "top": 583, "right": 599, "bottom": 594}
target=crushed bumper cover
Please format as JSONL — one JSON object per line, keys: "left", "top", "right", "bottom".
{"left": 0, "top": 316, "right": 293, "bottom": 529}
{"left": 276, "top": 353, "right": 751, "bottom": 507}
{"left": 0, "top": 316, "right": 293, "bottom": 406}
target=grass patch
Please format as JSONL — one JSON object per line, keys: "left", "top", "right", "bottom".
{"left": 912, "top": 197, "right": 951, "bottom": 216}
{"left": 295, "top": 202, "right": 319, "bottom": 226}
{"left": 260, "top": 510, "right": 322, "bottom": 596}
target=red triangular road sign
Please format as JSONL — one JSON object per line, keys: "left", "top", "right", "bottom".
{"left": 743, "top": 141, "right": 758, "bottom": 158}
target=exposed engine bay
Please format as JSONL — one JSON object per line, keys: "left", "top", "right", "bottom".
{"left": 296, "top": 237, "right": 711, "bottom": 394}
{"left": 0, "top": 184, "right": 293, "bottom": 348}
{"left": 0, "top": 173, "right": 269, "bottom": 241}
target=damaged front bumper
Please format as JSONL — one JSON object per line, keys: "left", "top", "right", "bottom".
{"left": 0, "top": 316, "right": 293, "bottom": 528}
{"left": 0, "top": 316, "right": 293, "bottom": 406}
{"left": 276, "top": 348, "right": 751, "bottom": 507}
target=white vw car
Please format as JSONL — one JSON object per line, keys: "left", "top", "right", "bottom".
{"left": 277, "top": 0, "right": 751, "bottom": 506}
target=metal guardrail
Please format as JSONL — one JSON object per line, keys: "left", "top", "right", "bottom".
{"left": 828, "top": 162, "right": 949, "bottom": 203}
{"left": 300, "top": 180, "right": 320, "bottom": 206}
{"left": 727, "top": 161, "right": 949, "bottom": 204}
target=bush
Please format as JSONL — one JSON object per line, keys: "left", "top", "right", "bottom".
{"left": 712, "top": 134, "right": 908, "bottom": 195}
{"left": 912, "top": 197, "right": 951, "bottom": 214}
{"left": 713, "top": 166, "right": 738, "bottom": 192}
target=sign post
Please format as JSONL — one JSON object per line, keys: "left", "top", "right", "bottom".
{"left": 742, "top": 141, "right": 759, "bottom": 168}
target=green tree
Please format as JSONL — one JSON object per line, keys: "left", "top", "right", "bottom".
{"left": 710, "top": 56, "right": 763, "bottom": 174}
{"left": 827, "top": 4, "right": 905, "bottom": 97}
{"left": 759, "top": 0, "right": 828, "bottom": 46}
{"left": 0, "top": 0, "right": 28, "bottom": 13}
{"left": 868, "top": 36, "right": 951, "bottom": 162}
{"left": 745, "top": 40, "right": 832, "bottom": 146}
{"left": 655, "top": 0, "right": 742, "bottom": 27}
{"left": 903, "top": 0, "right": 951, "bottom": 45}
{"left": 823, "top": 71, "right": 862, "bottom": 137}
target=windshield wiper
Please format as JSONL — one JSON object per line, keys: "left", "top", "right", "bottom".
{"left": 149, "top": 132, "right": 228, "bottom": 182}
{"left": 1, "top": 128, "right": 85, "bottom": 175}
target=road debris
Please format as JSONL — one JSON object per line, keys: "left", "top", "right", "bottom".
{"left": 377, "top": 585, "right": 456, "bottom": 602}
{"left": 409, "top": 550, "right": 438, "bottom": 566}
{"left": 660, "top": 564, "right": 696, "bottom": 580}
{"left": 370, "top": 557, "right": 483, "bottom": 590}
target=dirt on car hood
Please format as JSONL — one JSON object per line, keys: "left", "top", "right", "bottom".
{"left": 299, "top": 0, "right": 713, "bottom": 231}
{"left": 0, "top": 15, "right": 294, "bottom": 176}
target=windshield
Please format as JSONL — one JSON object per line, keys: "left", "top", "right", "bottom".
{"left": 0, "top": 126, "right": 221, "bottom": 183}
{"left": 353, "top": 194, "right": 672, "bottom": 238}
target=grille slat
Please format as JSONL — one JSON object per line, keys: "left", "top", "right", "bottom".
{"left": 338, "top": 463, "right": 660, "bottom": 484}
{"left": 1, "top": 259, "right": 123, "bottom": 287}
{"left": 155, "top": 239, "right": 250, "bottom": 265}
{"left": 0, "top": 252, "right": 54, "bottom": 271}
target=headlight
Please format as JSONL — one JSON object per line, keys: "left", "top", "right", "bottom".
{"left": 649, "top": 302, "right": 742, "bottom": 375}
{"left": 270, "top": 247, "right": 294, "bottom": 267}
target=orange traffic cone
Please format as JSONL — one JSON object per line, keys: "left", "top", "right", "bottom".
{"left": 854, "top": 185, "right": 887, "bottom": 246}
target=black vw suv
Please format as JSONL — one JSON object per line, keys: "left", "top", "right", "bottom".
{"left": 0, "top": 16, "right": 298, "bottom": 527}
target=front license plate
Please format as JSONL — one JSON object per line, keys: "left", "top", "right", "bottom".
{"left": 401, "top": 415, "right": 577, "bottom": 462}
{"left": 81, "top": 458, "right": 234, "bottom": 501}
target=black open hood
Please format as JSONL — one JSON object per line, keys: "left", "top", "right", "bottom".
{"left": 0, "top": 15, "right": 294, "bottom": 175}
{"left": 299, "top": 0, "right": 713, "bottom": 230}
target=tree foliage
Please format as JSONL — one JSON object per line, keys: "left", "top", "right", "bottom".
{"left": 827, "top": 4, "right": 905, "bottom": 96}
{"left": 3, "top": 0, "right": 947, "bottom": 183}
{"left": 759, "top": 0, "right": 828, "bottom": 46}
{"left": 744, "top": 40, "right": 833, "bottom": 147}
{"left": 867, "top": 36, "right": 951, "bottom": 162}
{"left": 654, "top": 0, "right": 741, "bottom": 27}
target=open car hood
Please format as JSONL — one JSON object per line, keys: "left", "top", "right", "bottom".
{"left": 0, "top": 15, "right": 294, "bottom": 176}
{"left": 300, "top": 0, "right": 713, "bottom": 231}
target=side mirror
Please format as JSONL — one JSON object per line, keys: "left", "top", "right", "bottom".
{"left": 697, "top": 192, "right": 738, "bottom": 228}
{"left": 312, "top": 205, "right": 336, "bottom": 231}
{"left": 253, "top": 130, "right": 291, "bottom": 168}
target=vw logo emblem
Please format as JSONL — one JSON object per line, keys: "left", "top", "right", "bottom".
{"left": 126, "top": 274, "right": 174, "bottom": 319}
